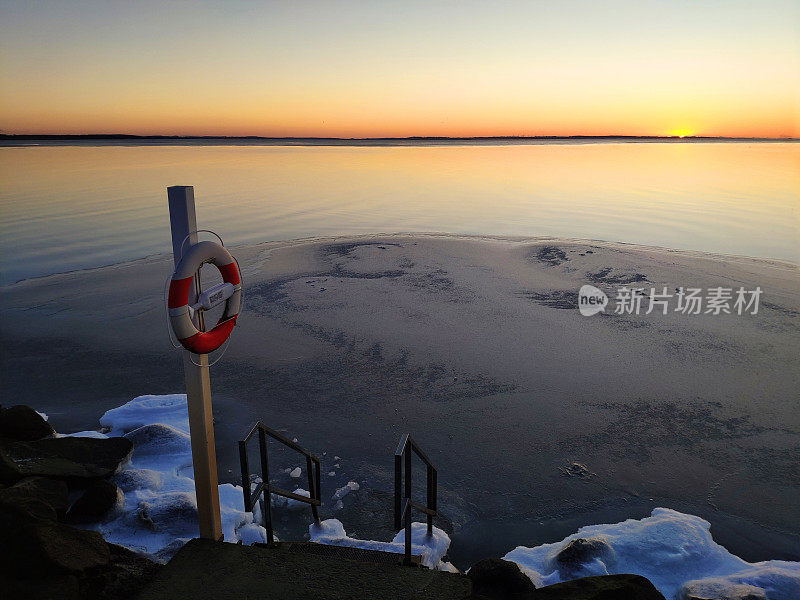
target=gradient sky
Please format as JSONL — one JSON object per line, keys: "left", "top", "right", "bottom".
{"left": 1, "top": 0, "right": 798, "bottom": 137}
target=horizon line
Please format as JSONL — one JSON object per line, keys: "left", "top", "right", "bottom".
{"left": 1, "top": 133, "right": 798, "bottom": 141}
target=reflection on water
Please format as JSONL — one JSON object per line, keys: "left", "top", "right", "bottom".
{"left": 0, "top": 141, "right": 798, "bottom": 284}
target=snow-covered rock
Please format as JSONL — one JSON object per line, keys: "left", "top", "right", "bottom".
{"left": 503, "top": 508, "right": 800, "bottom": 600}
{"left": 72, "top": 394, "right": 268, "bottom": 561}
{"left": 681, "top": 565, "right": 800, "bottom": 600}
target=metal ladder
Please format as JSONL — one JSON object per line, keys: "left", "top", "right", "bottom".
{"left": 238, "top": 425, "right": 438, "bottom": 567}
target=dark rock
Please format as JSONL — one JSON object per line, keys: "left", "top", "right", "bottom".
{"left": 0, "top": 543, "right": 160, "bottom": 600}
{"left": 0, "top": 405, "right": 55, "bottom": 442}
{"left": 0, "top": 446, "right": 23, "bottom": 484}
{"left": 85, "top": 543, "right": 163, "bottom": 600}
{"left": 530, "top": 574, "right": 665, "bottom": 599}
{"left": 68, "top": 479, "right": 123, "bottom": 522}
{"left": 553, "top": 537, "right": 614, "bottom": 575}
{"left": 0, "top": 476, "right": 70, "bottom": 518}
{"left": 0, "top": 572, "right": 81, "bottom": 600}
{"left": 468, "top": 557, "right": 536, "bottom": 599}
{"left": 2, "top": 436, "right": 133, "bottom": 482}
{"left": 0, "top": 490, "right": 58, "bottom": 522}
{"left": 0, "top": 500, "right": 111, "bottom": 577}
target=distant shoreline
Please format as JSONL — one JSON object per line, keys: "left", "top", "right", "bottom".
{"left": 1, "top": 133, "right": 797, "bottom": 147}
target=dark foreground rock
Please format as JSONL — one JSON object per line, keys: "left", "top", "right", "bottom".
{"left": 468, "top": 557, "right": 537, "bottom": 599}
{"left": 529, "top": 574, "right": 666, "bottom": 600}
{"left": 87, "top": 543, "right": 164, "bottom": 600}
{"left": 0, "top": 499, "right": 111, "bottom": 575}
{"left": 68, "top": 479, "right": 124, "bottom": 522}
{"left": 0, "top": 490, "right": 160, "bottom": 599}
{"left": 0, "top": 542, "right": 161, "bottom": 600}
{"left": 0, "top": 405, "right": 55, "bottom": 442}
{"left": 0, "top": 475, "right": 70, "bottom": 517}
{"left": 0, "top": 405, "right": 160, "bottom": 599}
{"left": 1, "top": 436, "right": 133, "bottom": 482}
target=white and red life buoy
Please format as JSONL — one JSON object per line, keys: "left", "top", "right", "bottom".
{"left": 168, "top": 240, "right": 241, "bottom": 354}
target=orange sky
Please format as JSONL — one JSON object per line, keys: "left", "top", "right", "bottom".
{"left": 1, "top": 1, "right": 798, "bottom": 138}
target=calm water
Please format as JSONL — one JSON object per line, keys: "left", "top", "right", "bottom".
{"left": 0, "top": 141, "right": 797, "bottom": 285}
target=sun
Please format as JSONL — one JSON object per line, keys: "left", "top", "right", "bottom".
{"left": 669, "top": 128, "right": 695, "bottom": 138}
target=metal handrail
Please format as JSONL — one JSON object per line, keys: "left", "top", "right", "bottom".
{"left": 239, "top": 421, "right": 321, "bottom": 545}
{"left": 394, "top": 434, "right": 437, "bottom": 566}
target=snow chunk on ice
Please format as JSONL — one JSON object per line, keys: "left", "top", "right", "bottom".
{"left": 310, "top": 518, "right": 347, "bottom": 539}
{"left": 289, "top": 467, "right": 301, "bottom": 478}
{"left": 333, "top": 481, "right": 359, "bottom": 500}
{"left": 503, "top": 508, "right": 800, "bottom": 600}
{"left": 287, "top": 488, "right": 310, "bottom": 510}
{"left": 392, "top": 522, "right": 451, "bottom": 569}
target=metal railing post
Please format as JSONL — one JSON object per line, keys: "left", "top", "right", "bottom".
{"left": 404, "top": 500, "right": 412, "bottom": 566}
{"left": 239, "top": 421, "right": 322, "bottom": 548}
{"left": 238, "top": 440, "right": 251, "bottom": 512}
{"left": 404, "top": 444, "right": 412, "bottom": 565}
{"left": 431, "top": 468, "right": 437, "bottom": 534}
{"left": 258, "top": 427, "right": 275, "bottom": 545}
{"left": 394, "top": 452, "right": 402, "bottom": 531}
{"left": 426, "top": 466, "right": 433, "bottom": 537}
{"left": 306, "top": 455, "right": 319, "bottom": 525}
{"left": 394, "top": 434, "right": 439, "bottom": 566}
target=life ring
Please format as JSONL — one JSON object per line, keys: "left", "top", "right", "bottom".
{"left": 167, "top": 240, "right": 241, "bottom": 354}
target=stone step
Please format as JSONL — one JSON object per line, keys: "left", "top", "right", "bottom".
{"left": 135, "top": 538, "right": 469, "bottom": 600}
{"left": 266, "top": 540, "right": 422, "bottom": 566}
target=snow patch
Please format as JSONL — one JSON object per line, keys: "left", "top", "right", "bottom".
{"left": 64, "top": 430, "right": 109, "bottom": 439}
{"left": 503, "top": 508, "right": 800, "bottom": 600}
{"left": 309, "top": 518, "right": 451, "bottom": 570}
{"left": 75, "top": 394, "right": 268, "bottom": 561}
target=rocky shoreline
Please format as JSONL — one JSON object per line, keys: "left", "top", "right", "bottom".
{"left": 0, "top": 403, "right": 667, "bottom": 600}
{"left": 0, "top": 405, "right": 161, "bottom": 599}
{"left": 4, "top": 401, "right": 798, "bottom": 599}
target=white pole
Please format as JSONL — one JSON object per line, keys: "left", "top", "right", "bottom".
{"left": 167, "top": 185, "right": 223, "bottom": 541}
